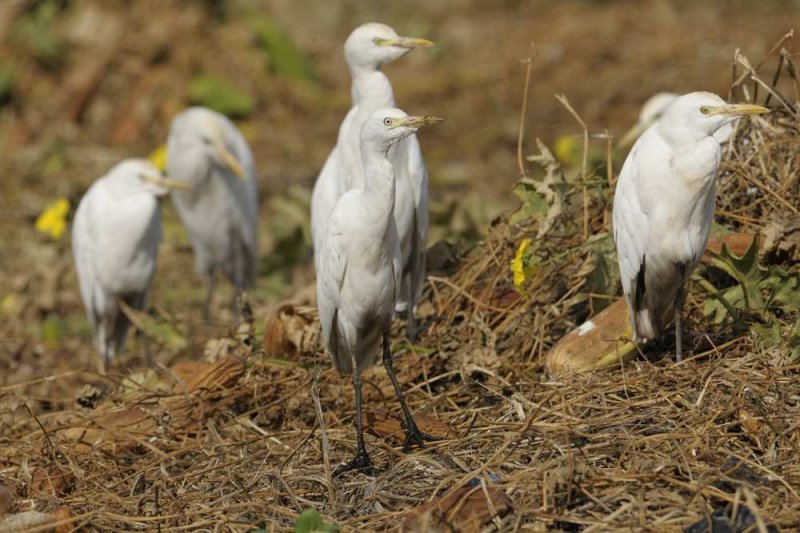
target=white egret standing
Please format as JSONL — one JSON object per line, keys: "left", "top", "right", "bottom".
{"left": 166, "top": 106, "right": 259, "bottom": 319}
{"left": 612, "top": 92, "right": 768, "bottom": 360}
{"left": 310, "top": 23, "right": 434, "bottom": 340}
{"left": 619, "top": 91, "right": 734, "bottom": 148}
{"left": 72, "top": 159, "right": 188, "bottom": 371}
{"left": 317, "top": 108, "right": 442, "bottom": 475}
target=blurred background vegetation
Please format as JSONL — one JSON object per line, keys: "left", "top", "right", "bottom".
{"left": 0, "top": 0, "right": 797, "bottom": 379}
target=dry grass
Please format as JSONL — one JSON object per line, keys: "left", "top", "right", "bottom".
{"left": 2, "top": 24, "right": 800, "bottom": 533}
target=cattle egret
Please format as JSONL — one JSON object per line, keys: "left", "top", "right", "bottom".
{"left": 317, "top": 108, "right": 442, "bottom": 475}
{"left": 72, "top": 159, "right": 188, "bottom": 371}
{"left": 310, "top": 23, "right": 434, "bottom": 341}
{"left": 613, "top": 92, "right": 769, "bottom": 361}
{"left": 620, "top": 91, "right": 734, "bottom": 147}
{"left": 166, "top": 106, "right": 259, "bottom": 319}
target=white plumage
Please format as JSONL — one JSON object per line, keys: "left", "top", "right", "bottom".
{"left": 311, "top": 22, "right": 433, "bottom": 339}
{"left": 612, "top": 92, "right": 768, "bottom": 360}
{"left": 317, "top": 108, "right": 442, "bottom": 475}
{"left": 166, "top": 106, "right": 259, "bottom": 317}
{"left": 72, "top": 159, "right": 186, "bottom": 371}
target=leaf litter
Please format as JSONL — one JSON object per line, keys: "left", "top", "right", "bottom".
{"left": 2, "top": 32, "right": 800, "bottom": 533}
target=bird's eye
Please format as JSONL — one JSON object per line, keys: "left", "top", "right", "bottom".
{"left": 700, "top": 106, "right": 711, "bottom": 115}
{"left": 373, "top": 38, "right": 385, "bottom": 46}
{"left": 383, "top": 118, "right": 393, "bottom": 126}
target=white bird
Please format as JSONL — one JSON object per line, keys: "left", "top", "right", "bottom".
{"left": 166, "top": 106, "right": 259, "bottom": 319}
{"left": 619, "top": 91, "right": 734, "bottom": 147}
{"left": 612, "top": 92, "right": 768, "bottom": 360}
{"left": 310, "top": 23, "right": 434, "bottom": 341}
{"left": 317, "top": 108, "right": 442, "bottom": 475}
{"left": 72, "top": 159, "right": 188, "bottom": 372}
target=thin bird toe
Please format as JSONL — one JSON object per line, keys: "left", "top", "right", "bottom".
{"left": 333, "top": 453, "right": 375, "bottom": 477}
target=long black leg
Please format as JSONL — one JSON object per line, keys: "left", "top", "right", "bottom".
{"left": 675, "top": 283, "right": 685, "bottom": 362}
{"left": 334, "top": 354, "right": 375, "bottom": 476}
{"left": 382, "top": 333, "right": 441, "bottom": 452}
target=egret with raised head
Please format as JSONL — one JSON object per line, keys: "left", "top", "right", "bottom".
{"left": 311, "top": 23, "right": 434, "bottom": 341}
{"left": 317, "top": 108, "right": 442, "bottom": 475}
{"left": 613, "top": 92, "right": 768, "bottom": 360}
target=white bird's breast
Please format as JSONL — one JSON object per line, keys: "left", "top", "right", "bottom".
{"left": 90, "top": 190, "right": 160, "bottom": 294}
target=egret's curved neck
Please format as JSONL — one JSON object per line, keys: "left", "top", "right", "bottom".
{"left": 658, "top": 121, "right": 716, "bottom": 146}
{"left": 349, "top": 66, "right": 395, "bottom": 108}
{"left": 360, "top": 142, "right": 396, "bottom": 226}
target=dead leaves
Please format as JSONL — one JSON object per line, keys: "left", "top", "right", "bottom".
{"left": 263, "top": 303, "right": 319, "bottom": 360}
{"left": 544, "top": 298, "right": 636, "bottom": 375}
{"left": 402, "top": 482, "right": 513, "bottom": 532}
{"left": 363, "top": 409, "right": 455, "bottom": 445}
{"left": 56, "top": 354, "right": 246, "bottom": 455}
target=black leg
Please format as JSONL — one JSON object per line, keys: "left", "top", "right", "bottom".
{"left": 204, "top": 270, "right": 216, "bottom": 321}
{"left": 334, "top": 354, "right": 375, "bottom": 476}
{"left": 382, "top": 333, "right": 441, "bottom": 452}
{"left": 675, "top": 284, "right": 685, "bottom": 362}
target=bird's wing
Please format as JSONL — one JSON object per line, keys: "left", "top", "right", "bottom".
{"left": 612, "top": 143, "right": 651, "bottom": 314}
{"left": 316, "top": 195, "right": 356, "bottom": 351}
{"left": 406, "top": 134, "right": 429, "bottom": 305}
{"left": 71, "top": 187, "right": 98, "bottom": 327}
{"left": 311, "top": 148, "right": 341, "bottom": 263}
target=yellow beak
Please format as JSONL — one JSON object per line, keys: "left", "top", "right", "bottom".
{"left": 396, "top": 115, "right": 444, "bottom": 129}
{"left": 140, "top": 174, "right": 191, "bottom": 190}
{"left": 379, "top": 36, "right": 434, "bottom": 49}
{"left": 709, "top": 103, "right": 771, "bottom": 117}
{"left": 216, "top": 144, "right": 246, "bottom": 180}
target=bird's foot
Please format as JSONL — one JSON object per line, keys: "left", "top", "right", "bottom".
{"left": 401, "top": 418, "right": 443, "bottom": 452}
{"left": 333, "top": 450, "right": 375, "bottom": 477}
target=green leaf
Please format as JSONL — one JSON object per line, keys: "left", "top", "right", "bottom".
{"left": 120, "top": 302, "right": 188, "bottom": 352}
{"left": 250, "top": 15, "right": 319, "bottom": 84}
{"left": 789, "top": 319, "right": 800, "bottom": 362}
{"left": 707, "top": 237, "right": 765, "bottom": 310}
{"left": 752, "top": 321, "right": 782, "bottom": 349}
{"left": 294, "top": 509, "right": 340, "bottom": 533}
{"left": 188, "top": 74, "right": 254, "bottom": 119}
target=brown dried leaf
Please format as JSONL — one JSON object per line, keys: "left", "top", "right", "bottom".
{"left": 30, "top": 465, "right": 75, "bottom": 497}
{"left": 263, "top": 303, "right": 318, "bottom": 360}
{"left": 363, "top": 409, "right": 455, "bottom": 444}
{"left": 545, "top": 298, "right": 637, "bottom": 375}
{"left": 402, "top": 485, "right": 512, "bottom": 532}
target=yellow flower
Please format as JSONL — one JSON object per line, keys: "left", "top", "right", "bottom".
{"left": 554, "top": 135, "right": 579, "bottom": 165}
{"left": 35, "top": 197, "right": 70, "bottom": 239}
{"left": 148, "top": 144, "right": 168, "bottom": 172}
{"left": 511, "top": 238, "right": 533, "bottom": 293}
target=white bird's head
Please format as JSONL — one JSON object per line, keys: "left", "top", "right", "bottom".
{"left": 169, "top": 108, "right": 246, "bottom": 181}
{"left": 344, "top": 23, "right": 433, "bottom": 71}
{"left": 638, "top": 92, "right": 680, "bottom": 125}
{"left": 360, "top": 107, "right": 443, "bottom": 152}
{"left": 658, "top": 91, "right": 770, "bottom": 141}
{"left": 110, "top": 159, "right": 189, "bottom": 197}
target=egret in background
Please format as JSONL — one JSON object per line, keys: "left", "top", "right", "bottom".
{"left": 619, "top": 91, "right": 734, "bottom": 148}
{"left": 612, "top": 92, "right": 768, "bottom": 360}
{"left": 166, "top": 106, "right": 259, "bottom": 319}
{"left": 317, "top": 108, "right": 442, "bottom": 475}
{"left": 72, "top": 159, "right": 188, "bottom": 372}
{"left": 311, "top": 23, "right": 434, "bottom": 341}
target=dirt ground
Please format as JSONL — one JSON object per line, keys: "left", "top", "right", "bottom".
{"left": 1, "top": 0, "right": 800, "bottom": 531}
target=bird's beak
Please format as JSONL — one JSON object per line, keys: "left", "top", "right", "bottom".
{"left": 215, "top": 143, "right": 246, "bottom": 180}
{"left": 395, "top": 115, "right": 444, "bottom": 129}
{"left": 708, "top": 103, "right": 771, "bottom": 117}
{"left": 378, "top": 36, "right": 434, "bottom": 49}
{"left": 140, "top": 174, "right": 191, "bottom": 190}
